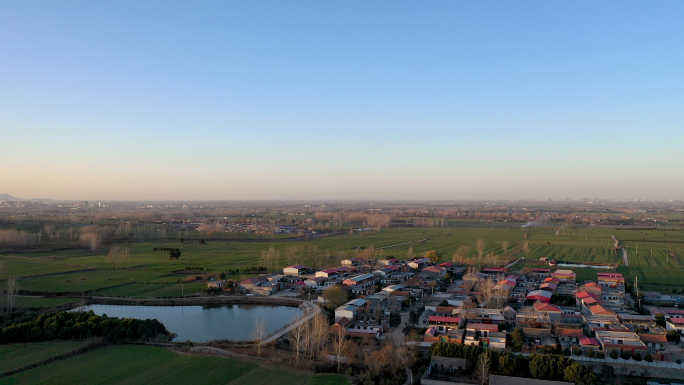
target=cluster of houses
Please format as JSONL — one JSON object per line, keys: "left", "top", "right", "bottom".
{"left": 221, "top": 254, "right": 683, "bottom": 362}
{"left": 418, "top": 267, "right": 683, "bottom": 362}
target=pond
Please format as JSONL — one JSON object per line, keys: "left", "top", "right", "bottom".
{"left": 81, "top": 304, "right": 303, "bottom": 342}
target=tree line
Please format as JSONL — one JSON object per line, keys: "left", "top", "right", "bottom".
{"left": 429, "top": 342, "right": 597, "bottom": 385}
{"left": 0, "top": 310, "right": 169, "bottom": 344}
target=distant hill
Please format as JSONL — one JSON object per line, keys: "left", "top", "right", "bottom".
{"left": 0, "top": 193, "right": 21, "bottom": 201}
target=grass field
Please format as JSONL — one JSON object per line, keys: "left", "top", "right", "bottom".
{"left": 0, "top": 296, "right": 79, "bottom": 309}
{"left": 0, "top": 345, "right": 349, "bottom": 385}
{"left": 2, "top": 223, "right": 684, "bottom": 295}
{"left": 0, "top": 342, "right": 84, "bottom": 373}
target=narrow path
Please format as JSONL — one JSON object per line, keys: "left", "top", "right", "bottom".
{"left": 263, "top": 300, "right": 320, "bottom": 343}
{"left": 612, "top": 235, "right": 628, "bottom": 266}
{"left": 505, "top": 257, "right": 522, "bottom": 269}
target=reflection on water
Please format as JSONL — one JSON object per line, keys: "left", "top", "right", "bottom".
{"left": 82, "top": 304, "right": 302, "bottom": 342}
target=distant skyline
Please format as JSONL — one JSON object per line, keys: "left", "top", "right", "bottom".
{"left": 2, "top": 1, "right": 683, "bottom": 201}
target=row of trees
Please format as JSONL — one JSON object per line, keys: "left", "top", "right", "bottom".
{"left": 429, "top": 342, "right": 598, "bottom": 385}
{"left": 0, "top": 310, "right": 169, "bottom": 344}
{"left": 0, "top": 262, "right": 19, "bottom": 314}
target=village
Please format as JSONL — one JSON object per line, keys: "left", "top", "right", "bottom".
{"left": 205, "top": 253, "right": 684, "bottom": 384}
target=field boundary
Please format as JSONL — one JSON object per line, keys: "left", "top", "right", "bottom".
{"left": 0, "top": 338, "right": 106, "bottom": 379}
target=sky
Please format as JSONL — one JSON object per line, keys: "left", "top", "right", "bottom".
{"left": 1, "top": 1, "right": 683, "bottom": 201}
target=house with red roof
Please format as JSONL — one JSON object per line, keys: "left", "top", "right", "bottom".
{"left": 534, "top": 301, "right": 562, "bottom": 314}
{"left": 576, "top": 291, "right": 602, "bottom": 314}
{"left": 238, "top": 276, "right": 267, "bottom": 292}
{"left": 557, "top": 328, "right": 584, "bottom": 347}
{"left": 551, "top": 269, "right": 576, "bottom": 283}
{"left": 526, "top": 290, "right": 552, "bottom": 303}
{"left": 428, "top": 316, "right": 462, "bottom": 332}
{"left": 639, "top": 333, "right": 668, "bottom": 352}
{"left": 597, "top": 272, "right": 625, "bottom": 289}
{"left": 666, "top": 317, "right": 684, "bottom": 332}
{"left": 587, "top": 304, "right": 615, "bottom": 317}
{"left": 579, "top": 337, "right": 601, "bottom": 351}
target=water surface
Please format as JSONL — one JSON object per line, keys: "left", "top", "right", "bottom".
{"left": 82, "top": 304, "right": 302, "bottom": 342}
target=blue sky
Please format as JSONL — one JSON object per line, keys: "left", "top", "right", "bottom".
{"left": 1, "top": 1, "right": 683, "bottom": 200}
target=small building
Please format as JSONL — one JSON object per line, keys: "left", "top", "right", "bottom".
{"left": 207, "top": 280, "right": 227, "bottom": 289}
{"left": 551, "top": 269, "right": 576, "bottom": 283}
{"left": 374, "top": 265, "right": 400, "bottom": 276}
{"left": 341, "top": 258, "right": 366, "bottom": 267}
{"left": 378, "top": 258, "right": 400, "bottom": 266}
{"left": 316, "top": 267, "right": 343, "bottom": 278}
{"left": 283, "top": 265, "right": 311, "bottom": 276}
{"left": 408, "top": 258, "right": 431, "bottom": 270}
{"left": 666, "top": 317, "right": 684, "bottom": 332}
{"left": 527, "top": 290, "right": 553, "bottom": 304}
{"left": 342, "top": 273, "right": 379, "bottom": 295}
{"left": 532, "top": 268, "right": 551, "bottom": 278}
{"left": 639, "top": 333, "right": 667, "bottom": 352}
{"left": 464, "top": 324, "right": 504, "bottom": 349}
{"left": 579, "top": 337, "right": 601, "bottom": 351}
{"left": 557, "top": 328, "right": 584, "bottom": 346}
{"left": 422, "top": 266, "right": 447, "bottom": 279}
{"left": 421, "top": 356, "right": 468, "bottom": 383}
{"left": 428, "top": 316, "right": 462, "bottom": 333}
{"left": 595, "top": 330, "right": 648, "bottom": 354}
{"left": 304, "top": 277, "right": 327, "bottom": 289}
{"left": 238, "top": 277, "right": 267, "bottom": 292}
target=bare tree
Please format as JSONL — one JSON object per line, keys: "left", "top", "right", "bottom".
{"left": 453, "top": 245, "right": 471, "bottom": 265}
{"left": 310, "top": 314, "right": 329, "bottom": 359}
{"left": 107, "top": 245, "right": 120, "bottom": 269}
{"left": 522, "top": 241, "right": 530, "bottom": 258}
{"left": 407, "top": 247, "right": 414, "bottom": 260}
{"left": 288, "top": 321, "right": 306, "bottom": 361}
{"left": 476, "top": 239, "right": 485, "bottom": 259}
{"left": 284, "top": 246, "right": 300, "bottom": 267}
{"left": 252, "top": 317, "right": 266, "bottom": 357}
{"left": 119, "top": 245, "right": 129, "bottom": 269}
{"left": 476, "top": 278, "right": 495, "bottom": 307}
{"left": 502, "top": 240, "right": 510, "bottom": 256}
{"left": 6, "top": 277, "right": 18, "bottom": 313}
{"left": 462, "top": 266, "right": 479, "bottom": 291}
{"left": 79, "top": 233, "right": 100, "bottom": 252}
{"left": 332, "top": 327, "right": 347, "bottom": 371}
{"left": 475, "top": 352, "right": 491, "bottom": 385}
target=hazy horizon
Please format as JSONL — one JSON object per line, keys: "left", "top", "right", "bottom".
{"left": 2, "top": 1, "right": 683, "bottom": 201}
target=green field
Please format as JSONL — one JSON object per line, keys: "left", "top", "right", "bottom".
{"left": 0, "top": 296, "right": 79, "bottom": 309}
{"left": 2, "top": 224, "right": 684, "bottom": 295}
{"left": 0, "top": 345, "right": 349, "bottom": 385}
{"left": 0, "top": 342, "right": 84, "bottom": 373}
